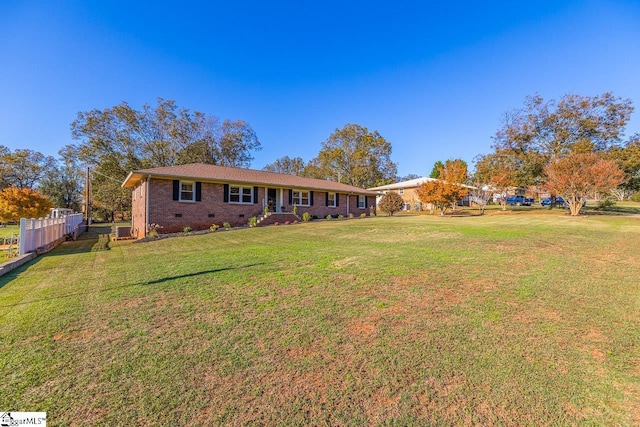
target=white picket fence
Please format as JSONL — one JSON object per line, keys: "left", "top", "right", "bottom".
{"left": 18, "top": 213, "right": 84, "bottom": 256}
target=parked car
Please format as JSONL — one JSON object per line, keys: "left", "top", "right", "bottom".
{"left": 540, "top": 196, "right": 564, "bottom": 206}
{"left": 505, "top": 195, "right": 534, "bottom": 206}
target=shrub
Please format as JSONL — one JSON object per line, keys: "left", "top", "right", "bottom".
{"left": 148, "top": 223, "right": 163, "bottom": 238}
{"left": 631, "top": 192, "right": 640, "bottom": 202}
{"left": 312, "top": 215, "right": 318, "bottom": 220}
{"left": 210, "top": 224, "right": 219, "bottom": 232}
{"left": 183, "top": 226, "right": 192, "bottom": 234}
{"left": 378, "top": 192, "right": 404, "bottom": 216}
{"left": 264, "top": 205, "right": 269, "bottom": 216}
{"left": 302, "top": 212, "right": 311, "bottom": 222}
{"left": 332, "top": 214, "right": 340, "bottom": 219}
{"left": 337, "top": 214, "right": 344, "bottom": 219}
{"left": 348, "top": 213, "right": 354, "bottom": 219}
{"left": 248, "top": 217, "right": 258, "bottom": 227}
{"left": 360, "top": 213, "right": 367, "bottom": 218}
{"left": 596, "top": 198, "right": 616, "bottom": 210}
{"left": 223, "top": 222, "right": 231, "bottom": 230}
{"left": 292, "top": 205, "right": 298, "bottom": 215}
{"left": 325, "top": 214, "right": 332, "bottom": 220}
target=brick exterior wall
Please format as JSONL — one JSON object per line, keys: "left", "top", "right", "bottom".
{"left": 385, "top": 188, "right": 431, "bottom": 211}
{"left": 130, "top": 178, "right": 373, "bottom": 237}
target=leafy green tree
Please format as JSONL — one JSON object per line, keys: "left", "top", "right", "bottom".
{"left": 398, "top": 173, "right": 421, "bottom": 181}
{"left": 491, "top": 93, "right": 633, "bottom": 188}
{"left": 38, "top": 161, "right": 83, "bottom": 211}
{"left": 607, "top": 134, "right": 640, "bottom": 199}
{"left": 378, "top": 192, "right": 404, "bottom": 216}
{"left": 429, "top": 161, "right": 444, "bottom": 179}
{"left": 0, "top": 147, "right": 56, "bottom": 189}
{"left": 307, "top": 123, "right": 397, "bottom": 188}
{"left": 65, "top": 98, "right": 261, "bottom": 219}
{"left": 263, "top": 156, "right": 306, "bottom": 175}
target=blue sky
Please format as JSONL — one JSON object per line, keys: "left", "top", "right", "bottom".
{"left": 1, "top": 1, "right": 639, "bottom": 177}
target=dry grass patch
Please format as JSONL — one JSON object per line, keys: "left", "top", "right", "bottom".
{"left": 1, "top": 216, "right": 639, "bottom": 425}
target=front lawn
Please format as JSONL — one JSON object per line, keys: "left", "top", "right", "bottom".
{"left": 0, "top": 215, "right": 638, "bottom": 425}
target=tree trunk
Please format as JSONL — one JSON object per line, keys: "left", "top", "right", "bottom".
{"left": 568, "top": 198, "right": 582, "bottom": 216}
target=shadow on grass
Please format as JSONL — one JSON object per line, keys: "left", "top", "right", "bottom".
{"left": 0, "top": 225, "right": 113, "bottom": 291}
{"left": 0, "top": 263, "right": 264, "bottom": 308}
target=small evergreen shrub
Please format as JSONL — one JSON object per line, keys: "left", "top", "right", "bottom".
{"left": 248, "top": 217, "right": 258, "bottom": 227}
{"left": 325, "top": 214, "right": 332, "bottom": 220}
{"left": 360, "top": 213, "right": 367, "bottom": 218}
{"left": 302, "top": 212, "right": 311, "bottom": 222}
{"left": 337, "top": 214, "right": 344, "bottom": 219}
{"left": 223, "top": 222, "right": 231, "bottom": 230}
{"left": 210, "top": 224, "right": 219, "bottom": 232}
{"left": 596, "top": 199, "right": 616, "bottom": 210}
{"left": 183, "top": 226, "right": 192, "bottom": 234}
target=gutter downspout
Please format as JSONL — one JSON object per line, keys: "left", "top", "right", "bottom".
{"left": 145, "top": 175, "right": 151, "bottom": 238}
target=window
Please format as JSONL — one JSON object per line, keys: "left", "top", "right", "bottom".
{"left": 398, "top": 188, "right": 404, "bottom": 194}
{"left": 327, "top": 192, "right": 336, "bottom": 207}
{"left": 358, "top": 195, "right": 366, "bottom": 209}
{"left": 292, "top": 190, "right": 310, "bottom": 206}
{"left": 229, "top": 186, "right": 253, "bottom": 204}
{"left": 180, "top": 181, "right": 195, "bottom": 202}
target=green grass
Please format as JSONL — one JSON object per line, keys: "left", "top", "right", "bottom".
{"left": 1, "top": 215, "right": 639, "bottom": 425}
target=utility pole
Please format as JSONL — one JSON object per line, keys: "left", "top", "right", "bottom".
{"left": 85, "top": 167, "right": 92, "bottom": 225}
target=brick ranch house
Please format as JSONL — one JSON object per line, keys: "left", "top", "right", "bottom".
{"left": 122, "top": 163, "right": 378, "bottom": 238}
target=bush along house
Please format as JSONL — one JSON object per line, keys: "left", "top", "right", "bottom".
{"left": 121, "top": 163, "right": 378, "bottom": 238}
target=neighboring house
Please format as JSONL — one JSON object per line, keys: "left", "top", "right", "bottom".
{"left": 368, "top": 177, "right": 438, "bottom": 211}
{"left": 369, "top": 177, "right": 477, "bottom": 210}
{"left": 121, "top": 163, "right": 377, "bottom": 238}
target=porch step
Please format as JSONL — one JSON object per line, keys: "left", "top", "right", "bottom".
{"left": 256, "top": 213, "right": 300, "bottom": 226}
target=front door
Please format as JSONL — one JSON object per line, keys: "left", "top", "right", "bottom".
{"left": 267, "top": 188, "right": 277, "bottom": 212}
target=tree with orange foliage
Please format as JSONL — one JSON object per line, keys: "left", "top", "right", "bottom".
{"left": 473, "top": 149, "right": 519, "bottom": 211}
{"left": 0, "top": 186, "right": 53, "bottom": 222}
{"left": 416, "top": 160, "right": 469, "bottom": 216}
{"left": 544, "top": 152, "right": 624, "bottom": 216}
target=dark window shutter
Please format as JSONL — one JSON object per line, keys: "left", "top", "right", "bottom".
{"left": 364, "top": 196, "right": 368, "bottom": 208}
{"left": 288, "top": 189, "right": 293, "bottom": 205}
{"left": 195, "top": 182, "right": 202, "bottom": 201}
{"left": 223, "top": 184, "right": 229, "bottom": 203}
{"left": 310, "top": 191, "right": 314, "bottom": 206}
{"left": 253, "top": 186, "right": 259, "bottom": 204}
{"left": 336, "top": 193, "right": 340, "bottom": 207}
{"left": 325, "top": 192, "right": 329, "bottom": 206}
{"left": 173, "top": 180, "right": 179, "bottom": 200}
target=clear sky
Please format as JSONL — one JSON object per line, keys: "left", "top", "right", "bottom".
{"left": 1, "top": 0, "right": 639, "bottom": 177}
